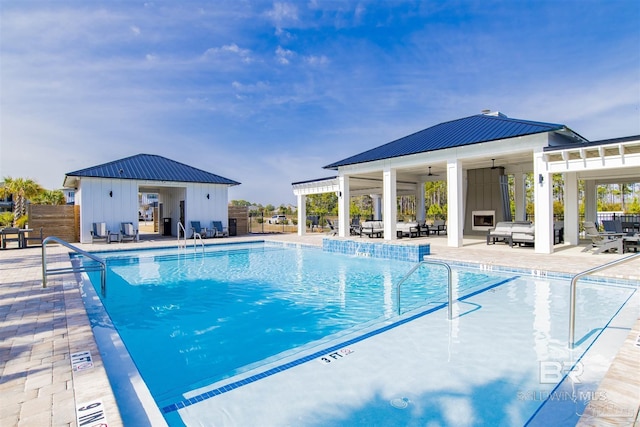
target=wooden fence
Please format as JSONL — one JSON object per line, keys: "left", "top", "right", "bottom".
{"left": 27, "top": 204, "right": 80, "bottom": 242}
{"left": 228, "top": 206, "right": 248, "bottom": 236}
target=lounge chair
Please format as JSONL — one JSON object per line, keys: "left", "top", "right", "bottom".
{"left": 582, "top": 221, "right": 623, "bottom": 254}
{"left": 120, "top": 222, "right": 138, "bottom": 242}
{"left": 91, "top": 222, "right": 109, "bottom": 244}
{"left": 190, "top": 221, "right": 210, "bottom": 238}
{"left": 211, "top": 220, "right": 229, "bottom": 238}
{"left": 326, "top": 219, "right": 339, "bottom": 236}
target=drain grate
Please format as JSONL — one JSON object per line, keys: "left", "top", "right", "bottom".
{"left": 389, "top": 397, "right": 410, "bottom": 409}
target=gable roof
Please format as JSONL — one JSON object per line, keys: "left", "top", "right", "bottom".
{"left": 64, "top": 154, "right": 240, "bottom": 186}
{"left": 324, "top": 113, "right": 576, "bottom": 169}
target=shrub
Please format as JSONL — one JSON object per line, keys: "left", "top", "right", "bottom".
{"left": 0, "top": 212, "right": 13, "bottom": 227}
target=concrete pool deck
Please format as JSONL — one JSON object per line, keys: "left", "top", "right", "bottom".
{"left": 1, "top": 232, "right": 638, "bottom": 426}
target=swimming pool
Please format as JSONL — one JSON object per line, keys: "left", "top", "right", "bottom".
{"left": 77, "top": 242, "right": 638, "bottom": 426}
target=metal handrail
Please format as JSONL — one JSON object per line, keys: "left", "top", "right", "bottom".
{"left": 193, "top": 232, "right": 205, "bottom": 252}
{"left": 569, "top": 252, "right": 640, "bottom": 349}
{"left": 396, "top": 260, "right": 453, "bottom": 319}
{"left": 42, "top": 236, "right": 107, "bottom": 297}
{"left": 177, "top": 222, "right": 187, "bottom": 248}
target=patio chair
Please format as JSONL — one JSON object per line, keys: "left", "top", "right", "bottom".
{"left": 23, "top": 227, "right": 44, "bottom": 247}
{"left": 120, "top": 222, "right": 139, "bottom": 242}
{"left": 602, "top": 220, "right": 624, "bottom": 234}
{"left": 91, "top": 222, "right": 109, "bottom": 244}
{"left": 431, "top": 219, "right": 447, "bottom": 235}
{"left": 190, "top": 221, "right": 210, "bottom": 238}
{"left": 1, "top": 227, "right": 22, "bottom": 249}
{"left": 349, "top": 217, "right": 361, "bottom": 236}
{"left": 211, "top": 220, "right": 229, "bottom": 238}
{"left": 582, "top": 221, "right": 623, "bottom": 254}
{"left": 326, "top": 219, "right": 339, "bottom": 236}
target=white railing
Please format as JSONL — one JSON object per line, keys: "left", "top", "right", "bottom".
{"left": 568, "top": 252, "right": 640, "bottom": 349}
{"left": 396, "top": 260, "right": 453, "bottom": 319}
{"left": 42, "top": 236, "right": 107, "bottom": 297}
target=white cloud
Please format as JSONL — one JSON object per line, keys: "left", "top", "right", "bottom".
{"left": 304, "top": 55, "right": 329, "bottom": 66}
{"left": 275, "top": 46, "right": 295, "bottom": 65}
{"left": 202, "top": 43, "right": 253, "bottom": 63}
{"left": 265, "top": 2, "right": 299, "bottom": 25}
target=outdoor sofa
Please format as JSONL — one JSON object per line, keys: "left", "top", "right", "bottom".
{"left": 396, "top": 222, "right": 420, "bottom": 238}
{"left": 360, "top": 220, "right": 384, "bottom": 238}
{"left": 487, "top": 221, "right": 534, "bottom": 247}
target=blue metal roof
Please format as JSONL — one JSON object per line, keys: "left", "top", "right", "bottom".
{"left": 65, "top": 154, "right": 240, "bottom": 185}
{"left": 324, "top": 113, "right": 568, "bottom": 169}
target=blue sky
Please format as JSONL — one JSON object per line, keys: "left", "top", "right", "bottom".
{"left": 1, "top": 1, "right": 639, "bottom": 205}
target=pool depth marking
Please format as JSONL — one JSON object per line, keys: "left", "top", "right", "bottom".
{"left": 160, "top": 275, "right": 519, "bottom": 414}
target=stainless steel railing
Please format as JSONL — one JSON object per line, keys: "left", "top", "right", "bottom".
{"left": 42, "top": 236, "right": 107, "bottom": 297}
{"left": 177, "top": 222, "right": 187, "bottom": 248}
{"left": 396, "top": 260, "right": 453, "bottom": 319}
{"left": 569, "top": 252, "right": 640, "bottom": 349}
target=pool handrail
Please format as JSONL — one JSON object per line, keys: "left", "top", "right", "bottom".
{"left": 41, "top": 236, "right": 107, "bottom": 297}
{"left": 396, "top": 260, "right": 453, "bottom": 319}
{"left": 569, "top": 252, "right": 640, "bottom": 349}
{"left": 177, "top": 221, "right": 187, "bottom": 248}
{"left": 193, "top": 231, "right": 205, "bottom": 252}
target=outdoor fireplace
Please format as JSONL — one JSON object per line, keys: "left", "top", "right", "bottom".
{"left": 472, "top": 210, "right": 496, "bottom": 231}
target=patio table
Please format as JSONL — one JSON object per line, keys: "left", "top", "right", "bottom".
{"left": 0, "top": 228, "right": 32, "bottom": 249}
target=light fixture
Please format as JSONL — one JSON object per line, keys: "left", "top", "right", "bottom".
{"left": 206, "top": 193, "right": 210, "bottom": 199}
{"left": 109, "top": 190, "right": 113, "bottom": 197}
{"left": 336, "top": 191, "right": 342, "bottom": 198}
{"left": 538, "top": 174, "right": 544, "bottom": 185}
{"left": 491, "top": 159, "right": 497, "bottom": 169}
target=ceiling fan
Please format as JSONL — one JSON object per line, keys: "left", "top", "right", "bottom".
{"left": 427, "top": 166, "right": 439, "bottom": 176}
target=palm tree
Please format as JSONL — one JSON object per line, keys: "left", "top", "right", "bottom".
{"left": 1, "top": 177, "right": 43, "bottom": 223}
{"left": 32, "top": 189, "right": 66, "bottom": 205}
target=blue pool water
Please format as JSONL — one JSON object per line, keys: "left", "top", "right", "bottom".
{"left": 78, "top": 242, "right": 637, "bottom": 426}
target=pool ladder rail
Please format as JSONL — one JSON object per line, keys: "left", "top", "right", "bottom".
{"left": 41, "top": 236, "right": 107, "bottom": 298}
{"left": 177, "top": 222, "right": 205, "bottom": 253}
{"left": 396, "top": 260, "right": 453, "bottom": 320}
{"left": 568, "top": 252, "right": 640, "bottom": 349}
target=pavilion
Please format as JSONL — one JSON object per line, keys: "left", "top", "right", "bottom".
{"left": 292, "top": 111, "right": 640, "bottom": 254}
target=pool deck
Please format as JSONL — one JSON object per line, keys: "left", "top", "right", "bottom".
{"left": 1, "top": 232, "right": 638, "bottom": 426}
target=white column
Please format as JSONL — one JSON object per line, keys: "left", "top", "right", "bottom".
{"left": 383, "top": 166, "right": 397, "bottom": 240}
{"left": 564, "top": 172, "right": 579, "bottom": 245}
{"left": 446, "top": 159, "right": 463, "bottom": 247}
{"left": 371, "top": 194, "right": 382, "bottom": 221}
{"left": 533, "top": 151, "right": 553, "bottom": 254}
{"left": 338, "top": 174, "right": 350, "bottom": 237}
{"left": 584, "top": 180, "right": 597, "bottom": 224}
{"left": 297, "top": 194, "right": 306, "bottom": 236}
{"left": 514, "top": 172, "right": 526, "bottom": 221}
{"left": 416, "top": 181, "right": 426, "bottom": 222}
